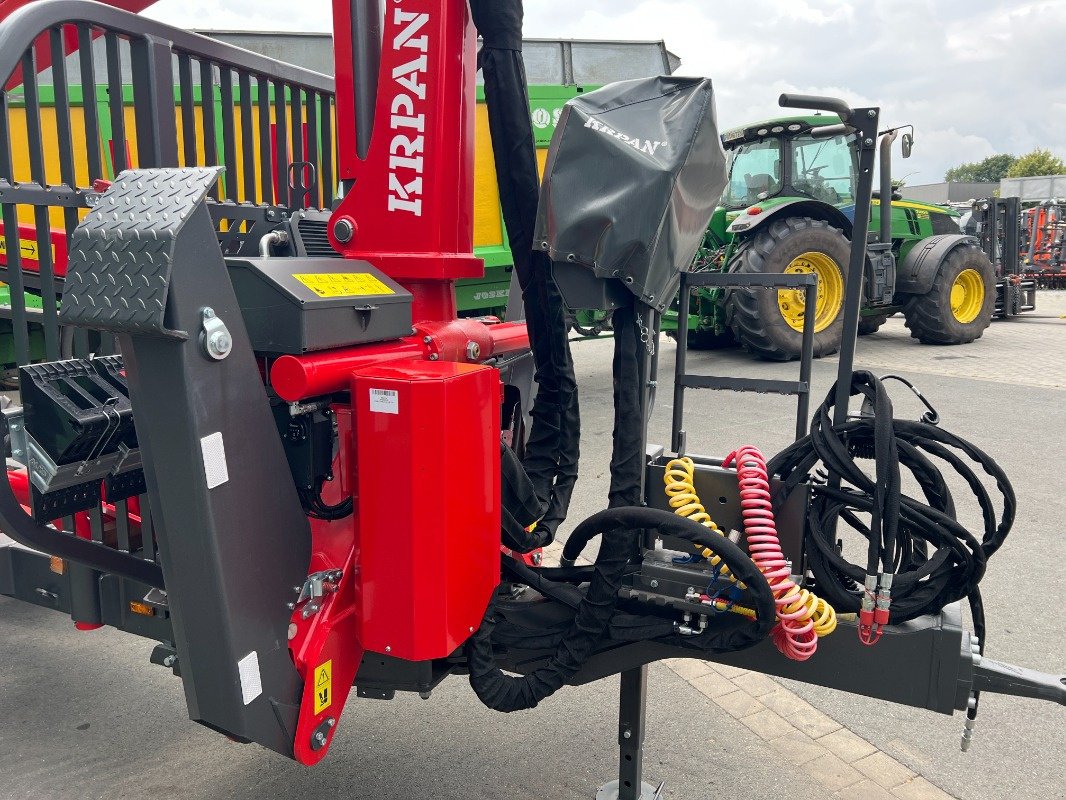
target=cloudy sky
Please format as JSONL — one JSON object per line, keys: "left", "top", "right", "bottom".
{"left": 143, "top": 0, "right": 1066, "bottom": 185}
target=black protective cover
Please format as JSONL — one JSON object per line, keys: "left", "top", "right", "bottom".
{"left": 534, "top": 77, "right": 728, "bottom": 311}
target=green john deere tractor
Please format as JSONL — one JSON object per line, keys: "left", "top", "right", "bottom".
{"left": 664, "top": 114, "right": 997, "bottom": 360}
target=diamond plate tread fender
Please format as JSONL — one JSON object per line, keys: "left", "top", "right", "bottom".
{"left": 60, "top": 167, "right": 224, "bottom": 338}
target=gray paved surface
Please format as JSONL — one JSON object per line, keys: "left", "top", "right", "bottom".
{"left": 2, "top": 294, "right": 1064, "bottom": 799}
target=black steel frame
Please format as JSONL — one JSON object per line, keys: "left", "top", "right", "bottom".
{"left": 672, "top": 271, "right": 817, "bottom": 448}
{"left": 0, "top": 0, "right": 337, "bottom": 364}
{"left": 607, "top": 99, "right": 882, "bottom": 800}
{"left": 0, "top": 0, "right": 336, "bottom": 635}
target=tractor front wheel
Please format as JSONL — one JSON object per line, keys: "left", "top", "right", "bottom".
{"left": 858, "top": 313, "right": 890, "bottom": 336}
{"left": 902, "top": 245, "right": 995, "bottom": 345}
{"left": 726, "top": 217, "right": 849, "bottom": 361}
{"left": 686, "top": 326, "right": 736, "bottom": 350}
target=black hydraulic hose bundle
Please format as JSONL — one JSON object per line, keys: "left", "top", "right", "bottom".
{"left": 467, "top": 301, "right": 651, "bottom": 711}
{"left": 471, "top": 0, "right": 580, "bottom": 552}
{"left": 468, "top": 507, "right": 777, "bottom": 712}
{"left": 299, "top": 478, "right": 353, "bottom": 521}
{"left": 469, "top": 306, "right": 777, "bottom": 711}
{"left": 767, "top": 371, "right": 1015, "bottom": 649}
{"left": 467, "top": 0, "right": 773, "bottom": 711}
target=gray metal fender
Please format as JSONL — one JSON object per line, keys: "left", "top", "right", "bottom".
{"left": 896, "top": 234, "right": 978, "bottom": 295}
{"left": 726, "top": 198, "right": 854, "bottom": 238}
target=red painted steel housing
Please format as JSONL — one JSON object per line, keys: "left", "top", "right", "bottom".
{"left": 282, "top": 0, "right": 520, "bottom": 764}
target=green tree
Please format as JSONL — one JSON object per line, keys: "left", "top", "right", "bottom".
{"left": 944, "top": 154, "right": 1016, "bottom": 182}
{"left": 1005, "top": 148, "right": 1066, "bottom": 178}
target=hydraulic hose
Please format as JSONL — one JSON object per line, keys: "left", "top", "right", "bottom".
{"left": 724, "top": 445, "right": 836, "bottom": 661}
{"left": 663, "top": 457, "right": 738, "bottom": 583}
{"left": 665, "top": 453, "right": 836, "bottom": 660}
{"left": 768, "top": 371, "right": 1014, "bottom": 649}
{"left": 468, "top": 507, "right": 776, "bottom": 712}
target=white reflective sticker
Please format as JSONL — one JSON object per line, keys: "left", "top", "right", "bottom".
{"left": 369, "top": 388, "right": 399, "bottom": 415}
{"left": 237, "top": 651, "right": 262, "bottom": 705}
{"left": 200, "top": 431, "right": 229, "bottom": 489}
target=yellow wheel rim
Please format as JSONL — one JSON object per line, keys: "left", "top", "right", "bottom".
{"left": 950, "top": 268, "right": 985, "bottom": 324}
{"left": 777, "top": 251, "right": 845, "bottom": 334}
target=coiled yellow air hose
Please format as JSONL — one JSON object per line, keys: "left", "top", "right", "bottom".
{"left": 663, "top": 457, "right": 738, "bottom": 583}
{"left": 663, "top": 456, "right": 837, "bottom": 642}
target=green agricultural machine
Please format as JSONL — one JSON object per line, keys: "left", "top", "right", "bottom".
{"left": 664, "top": 103, "right": 1006, "bottom": 360}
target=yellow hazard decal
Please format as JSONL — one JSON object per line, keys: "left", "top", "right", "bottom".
{"left": 0, "top": 238, "right": 56, "bottom": 263}
{"left": 313, "top": 659, "right": 332, "bottom": 714}
{"left": 293, "top": 273, "right": 394, "bottom": 298}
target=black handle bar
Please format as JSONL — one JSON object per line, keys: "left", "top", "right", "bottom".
{"left": 779, "top": 93, "right": 853, "bottom": 122}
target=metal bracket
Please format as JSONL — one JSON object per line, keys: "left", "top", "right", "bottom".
{"left": 143, "top": 588, "right": 169, "bottom": 610}
{"left": 4, "top": 406, "right": 26, "bottom": 467}
{"left": 297, "top": 569, "right": 344, "bottom": 605}
{"left": 200, "top": 307, "right": 233, "bottom": 361}
{"left": 596, "top": 781, "right": 664, "bottom": 800}
{"left": 293, "top": 569, "right": 344, "bottom": 618}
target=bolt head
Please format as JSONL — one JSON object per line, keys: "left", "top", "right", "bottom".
{"left": 623, "top": 729, "right": 632, "bottom": 739}
{"left": 385, "top": 646, "right": 391, "bottom": 653}
{"left": 203, "top": 307, "right": 215, "bottom": 318}
{"left": 466, "top": 341, "right": 481, "bottom": 360}
{"left": 163, "top": 654, "right": 176, "bottom": 667}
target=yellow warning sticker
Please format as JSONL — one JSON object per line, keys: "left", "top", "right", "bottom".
{"left": 293, "top": 273, "right": 395, "bottom": 298}
{"left": 313, "top": 659, "right": 332, "bottom": 714}
{"left": 0, "top": 238, "right": 56, "bottom": 263}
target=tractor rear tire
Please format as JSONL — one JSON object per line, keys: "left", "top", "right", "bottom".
{"left": 902, "top": 245, "right": 995, "bottom": 345}
{"left": 726, "top": 217, "right": 850, "bottom": 361}
{"left": 858, "top": 314, "right": 889, "bottom": 336}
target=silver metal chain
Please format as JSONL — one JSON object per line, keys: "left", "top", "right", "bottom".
{"left": 636, "top": 313, "right": 656, "bottom": 356}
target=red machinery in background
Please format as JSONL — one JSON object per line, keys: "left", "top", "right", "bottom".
{"left": 1021, "top": 200, "right": 1066, "bottom": 288}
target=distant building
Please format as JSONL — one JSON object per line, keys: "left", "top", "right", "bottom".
{"left": 999, "top": 175, "right": 1066, "bottom": 202}
{"left": 901, "top": 181, "right": 997, "bottom": 205}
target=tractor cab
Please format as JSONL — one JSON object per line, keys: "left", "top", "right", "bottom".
{"left": 717, "top": 115, "right": 857, "bottom": 225}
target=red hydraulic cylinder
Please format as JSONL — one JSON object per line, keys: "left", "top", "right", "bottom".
{"left": 270, "top": 320, "right": 529, "bottom": 402}
{"left": 271, "top": 337, "right": 425, "bottom": 402}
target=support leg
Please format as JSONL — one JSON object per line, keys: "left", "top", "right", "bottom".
{"left": 597, "top": 666, "right": 664, "bottom": 800}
